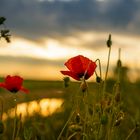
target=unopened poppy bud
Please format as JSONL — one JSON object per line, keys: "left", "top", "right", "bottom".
{"left": 0, "top": 121, "right": 4, "bottom": 134}
{"left": 0, "top": 17, "right": 6, "bottom": 25}
{"left": 80, "top": 81, "right": 87, "bottom": 92}
{"left": 101, "top": 114, "right": 108, "bottom": 125}
{"left": 106, "top": 34, "right": 112, "bottom": 48}
{"left": 96, "top": 76, "right": 102, "bottom": 83}
{"left": 63, "top": 77, "right": 70, "bottom": 87}
{"left": 75, "top": 113, "right": 81, "bottom": 124}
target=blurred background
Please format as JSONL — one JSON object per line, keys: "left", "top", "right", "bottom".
{"left": 0, "top": 1, "right": 140, "bottom": 139}
{"left": 0, "top": 0, "right": 140, "bottom": 81}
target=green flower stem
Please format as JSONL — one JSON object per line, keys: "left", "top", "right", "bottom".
{"left": 106, "top": 48, "right": 122, "bottom": 140}
{"left": 82, "top": 80, "right": 90, "bottom": 140}
{"left": 15, "top": 114, "right": 22, "bottom": 139}
{"left": 83, "top": 94, "right": 88, "bottom": 140}
{"left": 125, "top": 127, "right": 136, "bottom": 140}
{"left": 58, "top": 79, "right": 86, "bottom": 140}
{"left": 57, "top": 110, "right": 75, "bottom": 140}
{"left": 102, "top": 46, "right": 111, "bottom": 97}
{"left": 95, "top": 59, "right": 103, "bottom": 101}
{"left": 67, "top": 132, "right": 78, "bottom": 140}
{"left": 95, "top": 59, "right": 102, "bottom": 80}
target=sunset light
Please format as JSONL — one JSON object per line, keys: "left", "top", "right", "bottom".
{"left": 1, "top": 0, "right": 140, "bottom": 139}
{"left": 0, "top": 31, "right": 140, "bottom": 80}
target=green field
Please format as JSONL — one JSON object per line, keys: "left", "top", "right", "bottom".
{"left": 0, "top": 78, "right": 139, "bottom": 140}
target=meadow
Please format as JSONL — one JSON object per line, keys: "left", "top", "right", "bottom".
{"left": 0, "top": 73, "right": 140, "bottom": 140}
{"left": 0, "top": 17, "right": 140, "bottom": 140}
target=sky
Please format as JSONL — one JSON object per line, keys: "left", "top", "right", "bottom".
{"left": 0, "top": 0, "right": 140, "bottom": 81}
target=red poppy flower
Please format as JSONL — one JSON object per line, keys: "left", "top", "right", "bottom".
{"left": 0, "top": 75, "right": 29, "bottom": 93}
{"left": 60, "top": 55, "right": 97, "bottom": 81}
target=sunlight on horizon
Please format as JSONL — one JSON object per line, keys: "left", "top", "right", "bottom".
{"left": 0, "top": 31, "right": 140, "bottom": 80}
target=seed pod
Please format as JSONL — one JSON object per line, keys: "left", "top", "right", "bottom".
{"left": 106, "top": 34, "right": 112, "bottom": 48}
{"left": 63, "top": 77, "right": 70, "bottom": 87}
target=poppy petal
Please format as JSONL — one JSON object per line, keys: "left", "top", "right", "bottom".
{"left": 5, "top": 75, "right": 23, "bottom": 90}
{"left": 65, "top": 55, "right": 85, "bottom": 74}
{"left": 60, "top": 71, "right": 80, "bottom": 81}
{"left": 85, "top": 61, "right": 97, "bottom": 79}
{"left": 20, "top": 86, "right": 29, "bottom": 94}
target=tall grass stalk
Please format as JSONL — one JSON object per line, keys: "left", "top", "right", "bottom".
{"left": 57, "top": 110, "right": 75, "bottom": 140}
{"left": 102, "top": 34, "right": 112, "bottom": 97}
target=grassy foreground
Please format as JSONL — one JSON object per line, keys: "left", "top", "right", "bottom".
{"left": 0, "top": 78, "right": 139, "bottom": 140}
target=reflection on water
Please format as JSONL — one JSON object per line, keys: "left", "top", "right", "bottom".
{"left": 3, "top": 98, "right": 63, "bottom": 120}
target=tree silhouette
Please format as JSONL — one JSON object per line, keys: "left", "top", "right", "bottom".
{"left": 0, "top": 17, "right": 11, "bottom": 43}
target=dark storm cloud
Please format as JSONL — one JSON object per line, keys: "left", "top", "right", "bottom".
{"left": 0, "top": 0, "right": 140, "bottom": 40}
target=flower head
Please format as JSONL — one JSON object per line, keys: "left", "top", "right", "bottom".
{"left": 0, "top": 75, "right": 29, "bottom": 93}
{"left": 60, "top": 55, "right": 97, "bottom": 81}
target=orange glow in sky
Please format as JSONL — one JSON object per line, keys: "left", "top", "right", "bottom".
{"left": 0, "top": 31, "right": 140, "bottom": 81}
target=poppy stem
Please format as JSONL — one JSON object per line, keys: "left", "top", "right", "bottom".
{"left": 57, "top": 110, "right": 75, "bottom": 140}
{"left": 103, "top": 41, "right": 112, "bottom": 97}
{"left": 95, "top": 58, "right": 102, "bottom": 80}
{"left": 125, "top": 127, "right": 136, "bottom": 140}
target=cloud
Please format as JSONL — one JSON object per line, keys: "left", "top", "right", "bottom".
{"left": 0, "top": 55, "right": 64, "bottom": 66}
{"left": 0, "top": 0, "right": 140, "bottom": 41}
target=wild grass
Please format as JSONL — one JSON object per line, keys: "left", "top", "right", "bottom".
{"left": 0, "top": 19, "right": 140, "bottom": 139}
{"left": 0, "top": 74, "right": 139, "bottom": 139}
